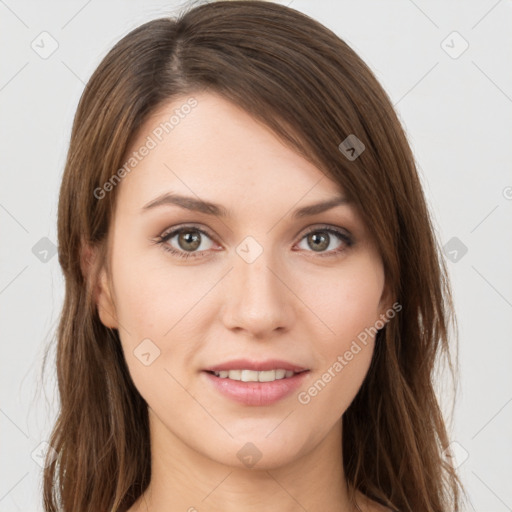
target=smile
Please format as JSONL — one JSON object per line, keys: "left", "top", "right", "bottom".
{"left": 208, "top": 369, "right": 305, "bottom": 382}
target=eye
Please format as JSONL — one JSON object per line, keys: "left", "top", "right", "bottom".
{"left": 151, "top": 224, "right": 354, "bottom": 260}
{"left": 296, "top": 225, "right": 354, "bottom": 258}
{"left": 152, "top": 225, "right": 217, "bottom": 260}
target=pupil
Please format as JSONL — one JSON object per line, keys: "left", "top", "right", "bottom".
{"left": 180, "top": 231, "right": 201, "bottom": 251}
{"left": 310, "top": 232, "right": 328, "bottom": 251}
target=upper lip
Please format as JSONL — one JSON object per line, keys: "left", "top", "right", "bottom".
{"left": 204, "top": 359, "right": 309, "bottom": 372}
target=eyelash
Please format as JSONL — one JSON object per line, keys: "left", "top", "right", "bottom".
{"left": 151, "top": 224, "right": 354, "bottom": 260}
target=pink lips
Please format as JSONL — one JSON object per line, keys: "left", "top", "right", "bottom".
{"left": 202, "top": 359, "right": 310, "bottom": 406}
{"left": 204, "top": 358, "right": 308, "bottom": 373}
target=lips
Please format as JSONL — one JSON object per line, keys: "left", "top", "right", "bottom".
{"left": 203, "top": 370, "right": 309, "bottom": 406}
{"left": 203, "top": 358, "right": 308, "bottom": 373}
{"left": 202, "top": 358, "right": 310, "bottom": 406}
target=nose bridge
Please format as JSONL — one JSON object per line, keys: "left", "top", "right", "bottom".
{"left": 221, "top": 235, "right": 294, "bottom": 334}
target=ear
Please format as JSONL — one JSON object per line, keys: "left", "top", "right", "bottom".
{"left": 80, "top": 241, "right": 118, "bottom": 330}
{"left": 377, "top": 280, "right": 396, "bottom": 327}
{"left": 96, "top": 267, "right": 119, "bottom": 329}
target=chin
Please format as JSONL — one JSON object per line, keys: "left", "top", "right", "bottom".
{"left": 202, "top": 430, "right": 311, "bottom": 471}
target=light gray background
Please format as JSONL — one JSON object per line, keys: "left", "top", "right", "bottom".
{"left": 1, "top": 0, "right": 511, "bottom": 510}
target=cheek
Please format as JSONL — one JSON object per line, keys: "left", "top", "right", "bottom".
{"left": 303, "top": 255, "right": 384, "bottom": 348}
{"left": 109, "top": 246, "right": 231, "bottom": 410}
{"left": 295, "top": 256, "right": 383, "bottom": 408}
{"left": 297, "top": 342, "right": 374, "bottom": 429}
{"left": 108, "top": 247, "right": 199, "bottom": 386}
{"left": 111, "top": 243, "right": 203, "bottom": 339}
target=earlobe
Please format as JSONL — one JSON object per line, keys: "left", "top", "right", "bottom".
{"left": 81, "top": 240, "right": 118, "bottom": 330}
{"left": 96, "top": 267, "right": 119, "bottom": 330}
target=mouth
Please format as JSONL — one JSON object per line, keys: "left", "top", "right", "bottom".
{"left": 201, "top": 359, "right": 310, "bottom": 406}
{"left": 204, "top": 368, "right": 308, "bottom": 382}
{"left": 203, "top": 358, "right": 309, "bottom": 381}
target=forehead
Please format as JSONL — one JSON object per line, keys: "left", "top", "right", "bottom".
{"left": 116, "top": 91, "right": 347, "bottom": 214}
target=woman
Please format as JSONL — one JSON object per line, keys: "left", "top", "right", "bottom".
{"left": 43, "top": 1, "right": 466, "bottom": 510}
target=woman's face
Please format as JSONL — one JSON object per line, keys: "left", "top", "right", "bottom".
{"left": 95, "top": 91, "right": 391, "bottom": 469}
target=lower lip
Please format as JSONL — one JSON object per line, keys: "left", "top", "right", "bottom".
{"left": 202, "top": 371, "right": 309, "bottom": 406}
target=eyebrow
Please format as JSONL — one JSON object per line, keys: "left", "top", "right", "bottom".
{"left": 141, "top": 192, "right": 350, "bottom": 218}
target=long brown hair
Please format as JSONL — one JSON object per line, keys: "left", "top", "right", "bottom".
{"left": 43, "top": 1, "right": 467, "bottom": 510}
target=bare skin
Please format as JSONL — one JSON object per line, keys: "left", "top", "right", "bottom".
{"left": 92, "top": 91, "right": 393, "bottom": 512}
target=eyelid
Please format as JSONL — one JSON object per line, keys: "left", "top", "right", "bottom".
{"left": 158, "top": 222, "right": 351, "bottom": 241}
{"left": 300, "top": 224, "right": 351, "bottom": 239}
{"left": 159, "top": 223, "right": 215, "bottom": 241}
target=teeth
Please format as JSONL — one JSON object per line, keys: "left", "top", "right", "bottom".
{"left": 212, "top": 369, "right": 299, "bottom": 382}
{"left": 275, "top": 369, "right": 286, "bottom": 379}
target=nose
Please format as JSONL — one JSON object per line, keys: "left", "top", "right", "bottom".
{"left": 220, "top": 244, "right": 296, "bottom": 339}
